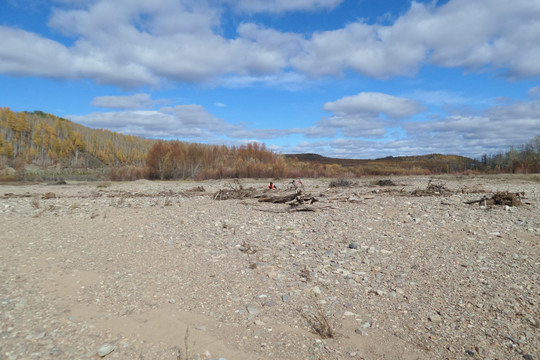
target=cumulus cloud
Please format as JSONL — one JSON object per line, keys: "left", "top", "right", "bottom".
{"left": 323, "top": 92, "right": 425, "bottom": 118}
{"left": 292, "top": 0, "right": 540, "bottom": 79}
{"left": 1, "top": 0, "right": 539, "bottom": 87}
{"left": 302, "top": 92, "right": 425, "bottom": 138}
{"left": 69, "top": 105, "right": 233, "bottom": 139}
{"left": 228, "top": 0, "right": 343, "bottom": 13}
{"left": 288, "top": 95, "right": 540, "bottom": 159}
{"left": 528, "top": 87, "right": 540, "bottom": 99}
{"left": 402, "top": 97, "right": 540, "bottom": 157}
{"left": 0, "top": 26, "right": 75, "bottom": 78}
{"left": 68, "top": 104, "right": 292, "bottom": 140}
{"left": 91, "top": 93, "right": 158, "bottom": 109}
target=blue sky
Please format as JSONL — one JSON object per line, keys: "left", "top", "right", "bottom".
{"left": 1, "top": 0, "right": 539, "bottom": 159}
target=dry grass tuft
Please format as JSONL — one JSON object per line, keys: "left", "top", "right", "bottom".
{"left": 302, "top": 299, "right": 335, "bottom": 339}
{"left": 329, "top": 178, "right": 352, "bottom": 188}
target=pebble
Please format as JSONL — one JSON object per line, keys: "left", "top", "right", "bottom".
{"left": 355, "top": 328, "right": 368, "bottom": 336}
{"left": 247, "top": 306, "right": 260, "bottom": 315}
{"left": 312, "top": 286, "right": 322, "bottom": 295}
{"left": 97, "top": 344, "right": 115, "bottom": 357}
{"left": 348, "top": 243, "right": 358, "bottom": 249}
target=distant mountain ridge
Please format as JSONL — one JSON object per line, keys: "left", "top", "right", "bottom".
{"left": 284, "top": 153, "right": 480, "bottom": 173}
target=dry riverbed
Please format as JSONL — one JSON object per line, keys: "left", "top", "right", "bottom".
{"left": 0, "top": 175, "right": 539, "bottom": 360}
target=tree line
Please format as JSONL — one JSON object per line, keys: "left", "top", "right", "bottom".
{"left": 478, "top": 135, "right": 540, "bottom": 173}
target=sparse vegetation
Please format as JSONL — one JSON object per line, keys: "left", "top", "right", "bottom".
{"left": 329, "top": 178, "right": 353, "bottom": 188}
{"left": 375, "top": 179, "right": 396, "bottom": 186}
{"left": 302, "top": 299, "right": 335, "bottom": 339}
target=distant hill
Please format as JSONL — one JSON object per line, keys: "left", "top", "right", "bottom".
{"left": 284, "top": 153, "right": 480, "bottom": 174}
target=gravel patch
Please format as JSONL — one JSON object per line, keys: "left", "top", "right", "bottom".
{"left": 1, "top": 175, "right": 539, "bottom": 360}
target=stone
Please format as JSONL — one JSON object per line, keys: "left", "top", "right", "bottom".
{"left": 348, "top": 243, "right": 358, "bottom": 249}
{"left": 247, "top": 306, "right": 260, "bottom": 315}
{"left": 97, "top": 344, "right": 115, "bottom": 357}
{"left": 355, "top": 328, "right": 368, "bottom": 336}
{"left": 312, "top": 286, "right": 322, "bottom": 295}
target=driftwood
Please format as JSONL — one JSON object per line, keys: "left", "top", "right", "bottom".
{"left": 412, "top": 180, "right": 451, "bottom": 196}
{"left": 258, "top": 191, "right": 299, "bottom": 203}
{"left": 213, "top": 188, "right": 256, "bottom": 200}
{"left": 465, "top": 192, "right": 524, "bottom": 207}
{"left": 213, "top": 179, "right": 258, "bottom": 200}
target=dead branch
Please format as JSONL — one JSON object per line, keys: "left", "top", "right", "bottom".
{"left": 465, "top": 191, "right": 524, "bottom": 207}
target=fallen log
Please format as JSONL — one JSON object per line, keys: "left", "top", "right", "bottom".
{"left": 258, "top": 191, "right": 299, "bottom": 203}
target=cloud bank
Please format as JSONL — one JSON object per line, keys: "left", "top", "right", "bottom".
{"left": 1, "top": 0, "right": 539, "bottom": 88}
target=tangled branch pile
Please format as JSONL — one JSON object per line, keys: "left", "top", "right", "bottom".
{"left": 213, "top": 180, "right": 257, "bottom": 200}
{"left": 465, "top": 192, "right": 524, "bottom": 207}
{"left": 412, "top": 180, "right": 451, "bottom": 196}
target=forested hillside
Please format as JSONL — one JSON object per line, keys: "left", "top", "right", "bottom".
{"left": 0, "top": 108, "right": 152, "bottom": 169}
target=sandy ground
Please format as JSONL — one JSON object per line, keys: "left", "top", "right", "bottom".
{"left": 0, "top": 175, "right": 539, "bottom": 360}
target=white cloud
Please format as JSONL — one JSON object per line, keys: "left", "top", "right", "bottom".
{"left": 528, "top": 87, "right": 540, "bottom": 99}
{"left": 69, "top": 104, "right": 293, "bottom": 140}
{"left": 228, "top": 0, "right": 343, "bottom": 13}
{"left": 291, "top": 22, "right": 425, "bottom": 78}
{"left": 0, "top": 26, "right": 75, "bottom": 78}
{"left": 91, "top": 93, "right": 157, "bottom": 109}
{"left": 402, "top": 98, "right": 540, "bottom": 157}
{"left": 69, "top": 105, "right": 233, "bottom": 138}
{"left": 324, "top": 92, "right": 425, "bottom": 118}
{"left": 1, "top": 0, "right": 539, "bottom": 88}
{"left": 299, "top": 92, "right": 425, "bottom": 138}
{"left": 293, "top": 0, "right": 540, "bottom": 79}
{"left": 289, "top": 94, "right": 540, "bottom": 158}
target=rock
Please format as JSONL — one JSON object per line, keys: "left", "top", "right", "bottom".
{"left": 281, "top": 295, "right": 289, "bottom": 302}
{"left": 343, "top": 311, "right": 356, "bottom": 316}
{"left": 355, "top": 328, "right": 368, "bottom": 336}
{"left": 348, "top": 243, "right": 358, "bottom": 249}
{"left": 312, "top": 286, "right": 322, "bottom": 295}
{"left": 97, "top": 343, "right": 115, "bottom": 357}
{"left": 361, "top": 322, "right": 371, "bottom": 328}
{"left": 247, "top": 306, "right": 260, "bottom": 315}
{"left": 429, "top": 313, "right": 442, "bottom": 323}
